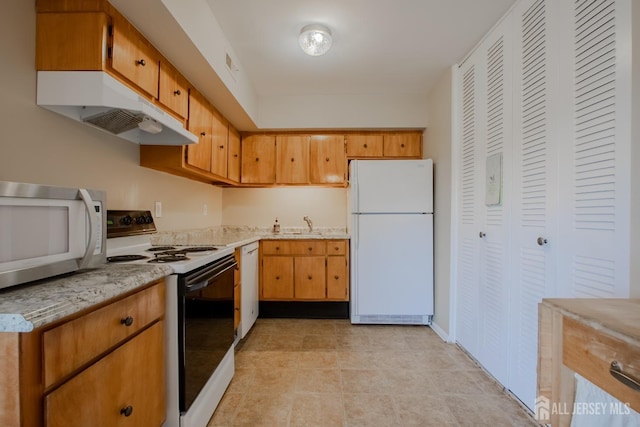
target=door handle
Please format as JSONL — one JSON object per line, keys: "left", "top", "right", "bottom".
{"left": 537, "top": 237, "right": 548, "bottom": 246}
{"left": 479, "top": 231, "right": 486, "bottom": 238}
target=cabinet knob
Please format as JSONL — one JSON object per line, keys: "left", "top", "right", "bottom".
{"left": 275, "top": 246, "right": 280, "bottom": 251}
{"left": 308, "top": 275, "right": 312, "bottom": 280}
{"left": 219, "top": 145, "right": 225, "bottom": 149}
{"left": 401, "top": 143, "right": 405, "bottom": 148}
{"left": 479, "top": 232, "right": 486, "bottom": 238}
{"left": 120, "top": 406, "right": 133, "bottom": 417}
{"left": 173, "top": 89, "right": 181, "bottom": 96}
{"left": 121, "top": 316, "right": 134, "bottom": 327}
{"left": 135, "top": 59, "right": 146, "bottom": 66}
{"left": 235, "top": 307, "right": 240, "bottom": 311}
{"left": 334, "top": 246, "right": 339, "bottom": 251}
{"left": 325, "top": 157, "right": 330, "bottom": 162}
{"left": 334, "top": 275, "right": 339, "bottom": 280}
{"left": 200, "top": 132, "right": 206, "bottom": 137}
{"left": 255, "top": 157, "right": 260, "bottom": 162}
{"left": 291, "top": 157, "right": 295, "bottom": 162}
{"left": 363, "top": 143, "right": 368, "bottom": 148}
{"left": 307, "top": 247, "right": 312, "bottom": 251}
{"left": 233, "top": 154, "right": 238, "bottom": 158}
{"left": 275, "top": 275, "right": 280, "bottom": 280}
{"left": 537, "top": 237, "right": 548, "bottom": 246}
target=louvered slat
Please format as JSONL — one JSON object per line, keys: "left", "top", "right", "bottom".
{"left": 461, "top": 66, "right": 476, "bottom": 225}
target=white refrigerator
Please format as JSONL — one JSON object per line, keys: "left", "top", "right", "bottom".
{"left": 350, "top": 159, "right": 434, "bottom": 325}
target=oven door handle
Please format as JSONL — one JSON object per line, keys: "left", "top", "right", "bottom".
{"left": 184, "top": 260, "right": 237, "bottom": 292}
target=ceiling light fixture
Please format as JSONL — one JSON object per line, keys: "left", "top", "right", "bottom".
{"left": 298, "top": 24, "right": 333, "bottom": 56}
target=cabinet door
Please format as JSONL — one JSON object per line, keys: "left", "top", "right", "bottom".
{"left": 227, "top": 125, "right": 241, "bottom": 182}
{"left": 211, "top": 109, "right": 229, "bottom": 177}
{"left": 111, "top": 16, "right": 160, "bottom": 98}
{"left": 327, "top": 256, "right": 348, "bottom": 300}
{"left": 241, "top": 135, "right": 276, "bottom": 184}
{"left": 261, "top": 256, "right": 293, "bottom": 299}
{"left": 36, "top": 12, "right": 110, "bottom": 71}
{"left": 276, "top": 135, "right": 309, "bottom": 184}
{"left": 309, "top": 135, "right": 346, "bottom": 184}
{"left": 383, "top": 133, "right": 422, "bottom": 157}
{"left": 158, "top": 61, "right": 189, "bottom": 119}
{"left": 186, "top": 91, "right": 213, "bottom": 172}
{"left": 345, "top": 134, "right": 383, "bottom": 158}
{"left": 45, "top": 321, "right": 165, "bottom": 427}
{"left": 294, "top": 256, "right": 326, "bottom": 299}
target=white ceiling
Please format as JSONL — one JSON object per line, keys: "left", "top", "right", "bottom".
{"left": 111, "top": 0, "right": 517, "bottom": 130}
{"left": 206, "top": 0, "right": 517, "bottom": 98}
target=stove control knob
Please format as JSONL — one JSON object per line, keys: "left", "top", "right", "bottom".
{"left": 144, "top": 215, "right": 154, "bottom": 224}
{"left": 121, "top": 215, "right": 133, "bottom": 226}
{"left": 135, "top": 216, "right": 146, "bottom": 225}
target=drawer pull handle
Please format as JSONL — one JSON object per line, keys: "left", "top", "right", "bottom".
{"left": 610, "top": 361, "right": 640, "bottom": 391}
{"left": 120, "top": 405, "right": 133, "bottom": 417}
{"left": 121, "top": 316, "right": 134, "bottom": 327}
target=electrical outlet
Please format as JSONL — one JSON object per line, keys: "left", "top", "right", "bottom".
{"left": 203, "top": 204, "right": 208, "bottom": 216}
{"left": 155, "top": 201, "right": 162, "bottom": 218}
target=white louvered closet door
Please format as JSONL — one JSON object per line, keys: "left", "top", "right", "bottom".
{"left": 455, "top": 55, "right": 482, "bottom": 358}
{"left": 455, "top": 14, "right": 512, "bottom": 386}
{"left": 555, "top": 0, "right": 631, "bottom": 299}
{"left": 475, "top": 15, "right": 513, "bottom": 387}
{"left": 509, "top": 0, "right": 556, "bottom": 410}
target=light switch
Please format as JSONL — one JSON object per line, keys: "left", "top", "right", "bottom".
{"left": 155, "top": 201, "right": 162, "bottom": 218}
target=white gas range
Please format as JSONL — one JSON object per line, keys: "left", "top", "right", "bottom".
{"left": 106, "top": 211, "right": 236, "bottom": 427}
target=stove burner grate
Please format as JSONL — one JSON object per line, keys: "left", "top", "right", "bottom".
{"left": 148, "top": 254, "right": 190, "bottom": 263}
{"left": 180, "top": 246, "right": 219, "bottom": 252}
{"left": 107, "top": 254, "right": 149, "bottom": 263}
{"left": 147, "top": 246, "right": 177, "bottom": 252}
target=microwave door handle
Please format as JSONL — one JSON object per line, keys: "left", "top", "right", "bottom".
{"left": 78, "top": 188, "right": 98, "bottom": 269}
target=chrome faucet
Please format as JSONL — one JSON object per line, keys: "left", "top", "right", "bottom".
{"left": 303, "top": 216, "right": 313, "bottom": 232}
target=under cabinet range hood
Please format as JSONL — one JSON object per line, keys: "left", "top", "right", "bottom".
{"left": 36, "top": 71, "right": 198, "bottom": 145}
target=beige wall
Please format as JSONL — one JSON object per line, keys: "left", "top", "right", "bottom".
{"left": 1, "top": 0, "right": 222, "bottom": 232}
{"left": 423, "top": 69, "right": 453, "bottom": 337}
{"left": 632, "top": 1, "right": 640, "bottom": 298}
{"left": 222, "top": 188, "right": 348, "bottom": 228}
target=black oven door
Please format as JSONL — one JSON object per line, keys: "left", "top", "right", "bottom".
{"left": 178, "top": 254, "right": 237, "bottom": 412}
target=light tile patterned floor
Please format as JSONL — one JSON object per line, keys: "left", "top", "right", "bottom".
{"left": 207, "top": 318, "right": 539, "bottom": 427}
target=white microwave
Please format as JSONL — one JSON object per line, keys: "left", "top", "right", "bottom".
{"left": 0, "top": 181, "right": 106, "bottom": 290}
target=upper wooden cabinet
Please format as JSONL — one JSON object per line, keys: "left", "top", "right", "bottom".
{"left": 159, "top": 60, "right": 189, "bottom": 119}
{"left": 211, "top": 109, "right": 229, "bottom": 178}
{"left": 345, "top": 134, "right": 383, "bottom": 158}
{"left": 383, "top": 133, "right": 422, "bottom": 157}
{"left": 345, "top": 132, "right": 422, "bottom": 158}
{"left": 227, "top": 126, "right": 241, "bottom": 183}
{"left": 276, "top": 135, "right": 309, "bottom": 184}
{"left": 241, "top": 135, "right": 276, "bottom": 184}
{"left": 309, "top": 135, "right": 346, "bottom": 184}
{"left": 110, "top": 15, "right": 161, "bottom": 99}
{"left": 186, "top": 90, "right": 213, "bottom": 172}
{"left": 36, "top": 12, "right": 110, "bottom": 71}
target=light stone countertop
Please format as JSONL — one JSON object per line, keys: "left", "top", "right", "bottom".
{"left": 0, "top": 226, "right": 350, "bottom": 334}
{"left": 0, "top": 264, "right": 172, "bottom": 333}
{"left": 151, "top": 225, "right": 350, "bottom": 247}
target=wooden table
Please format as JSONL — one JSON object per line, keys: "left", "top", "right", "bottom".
{"left": 538, "top": 299, "right": 640, "bottom": 426}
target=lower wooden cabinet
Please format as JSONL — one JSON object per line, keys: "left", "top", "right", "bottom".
{"left": 45, "top": 321, "right": 165, "bottom": 427}
{"left": 260, "top": 240, "right": 349, "bottom": 301}
{"left": 0, "top": 280, "right": 166, "bottom": 427}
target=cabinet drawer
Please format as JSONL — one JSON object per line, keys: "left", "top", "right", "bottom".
{"left": 563, "top": 316, "right": 640, "bottom": 412}
{"left": 326, "top": 240, "right": 347, "bottom": 255}
{"left": 289, "top": 241, "right": 326, "bottom": 255}
{"left": 43, "top": 282, "right": 165, "bottom": 388}
{"left": 45, "top": 321, "right": 165, "bottom": 427}
{"left": 261, "top": 240, "right": 293, "bottom": 255}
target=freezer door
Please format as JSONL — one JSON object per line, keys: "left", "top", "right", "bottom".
{"left": 351, "top": 213, "right": 433, "bottom": 321}
{"left": 350, "top": 159, "right": 433, "bottom": 214}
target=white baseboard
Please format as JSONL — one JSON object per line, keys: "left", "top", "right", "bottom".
{"left": 429, "top": 321, "right": 452, "bottom": 342}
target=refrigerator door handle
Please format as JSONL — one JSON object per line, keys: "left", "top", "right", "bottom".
{"left": 354, "top": 216, "right": 359, "bottom": 250}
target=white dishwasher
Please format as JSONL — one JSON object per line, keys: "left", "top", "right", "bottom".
{"left": 239, "top": 241, "right": 259, "bottom": 339}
